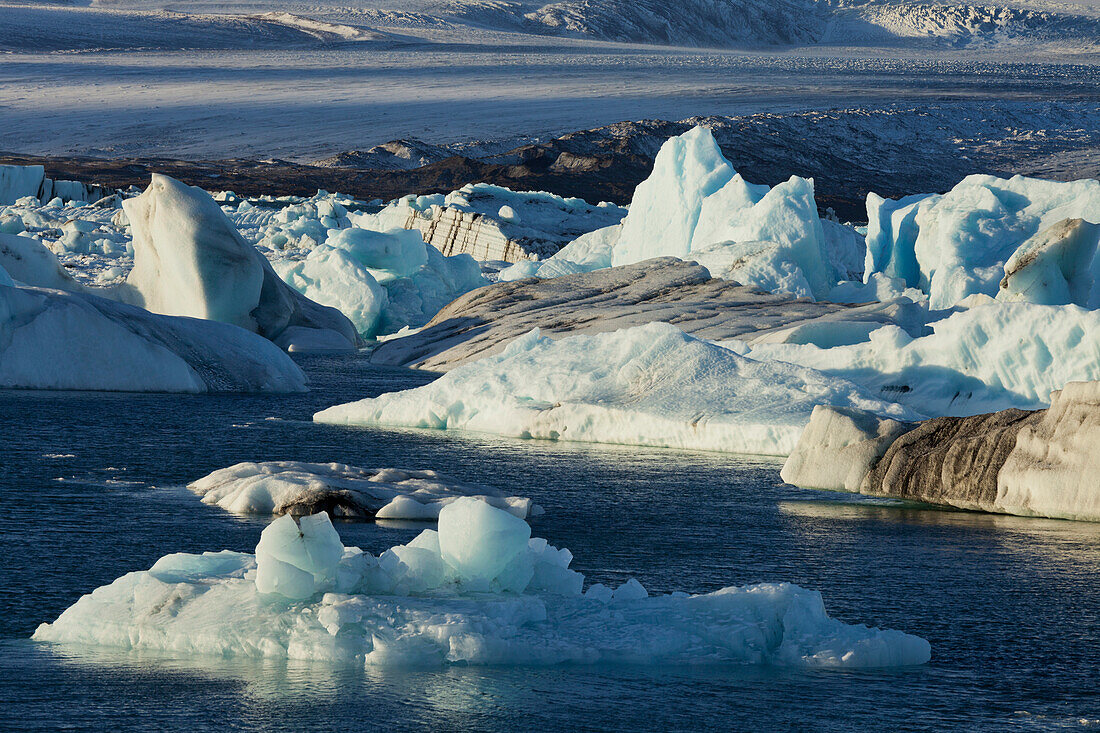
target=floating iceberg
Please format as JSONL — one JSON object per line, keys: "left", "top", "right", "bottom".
{"left": 189, "top": 461, "right": 537, "bottom": 520}
{"left": 33, "top": 502, "right": 931, "bottom": 668}
{"left": 370, "top": 259, "right": 927, "bottom": 371}
{"left": 863, "top": 174, "right": 1100, "bottom": 309}
{"left": 355, "top": 183, "right": 626, "bottom": 262}
{"left": 119, "top": 174, "right": 359, "bottom": 353}
{"left": 0, "top": 281, "right": 305, "bottom": 392}
{"left": 318, "top": 322, "right": 916, "bottom": 456}
{"left": 734, "top": 298, "right": 1100, "bottom": 417}
{"left": 782, "top": 381, "right": 1100, "bottom": 523}
{"left": 609, "top": 126, "right": 856, "bottom": 299}
{"left": 274, "top": 226, "right": 487, "bottom": 337}
{"left": 0, "top": 232, "right": 83, "bottom": 290}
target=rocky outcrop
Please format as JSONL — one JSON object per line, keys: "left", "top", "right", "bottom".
{"left": 783, "top": 381, "right": 1100, "bottom": 521}
{"left": 370, "top": 258, "right": 925, "bottom": 370}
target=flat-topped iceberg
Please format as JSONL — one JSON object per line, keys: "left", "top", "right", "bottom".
{"left": 189, "top": 461, "right": 537, "bottom": 520}
{"left": 317, "top": 322, "right": 916, "bottom": 456}
{"left": 33, "top": 501, "right": 931, "bottom": 668}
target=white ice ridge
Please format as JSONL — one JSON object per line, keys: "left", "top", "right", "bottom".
{"left": 356, "top": 182, "right": 626, "bottom": 262}
{"left": 316, "top": 322, "right": 917, "bottom": 456}
{"left": 863, "top": 174, "right": 1100, "bottom": 309}
{"left": 33, "top": 501, "right": 931, "bottom": 668}
{"left": 189, "top": 462, "right": 538, "bottom": 520}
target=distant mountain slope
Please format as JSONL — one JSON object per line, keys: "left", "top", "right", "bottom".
{"left": 436, "top": 0, "right": 1100, "bottom": 49}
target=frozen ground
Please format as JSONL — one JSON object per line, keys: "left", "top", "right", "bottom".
{"left": 1, "top": 1, "right": 1099, "bottom": 162}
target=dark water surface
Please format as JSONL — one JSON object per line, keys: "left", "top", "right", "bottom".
{"left": 2, "top": 354, "right": 1099, "bottom": 731}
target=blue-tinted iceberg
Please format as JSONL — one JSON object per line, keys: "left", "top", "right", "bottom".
{"left": 608, "top": 126, "right": 857, "bottom": 300}
{"left": 316, "top": 321, "right": 916, "bottom": 456}
{"left": 733, "top": 298, "right": 1100, "bottom": 417}
{"left": 863, "top": 174, "right": 1100, "bottom": 309}
{"left": 33, "top": 502, "right": 931, "bottom": 668}
{"left": 274, "top": 226, "right": 487, "bottom": 337}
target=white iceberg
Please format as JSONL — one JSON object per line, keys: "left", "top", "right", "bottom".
{"left": 497, "top": 224, "right": 622, "bottom": 281}
{"left": 0, "top": 281, "right": 305, "bottom": 392}
{"left": 609, "top": 126, "right": 853, "bottom": 300}
{"left": 863, "top": 174, "right": 1100, "bottom": 309}
{"left": 0, "top": 232, "right": 83, "bottom": 290}
{"left": 317, "top": 322, "right": 916, "bottom": 456}
{"left": 0, "top": 164, "right": 46, "bottom": 205}
{"left": 274, "top": 226, "right": 487, "bottom": 337}
{"left": 734, "top": 297, "right": 1100, "bottom": 417}
{"left": 189, "top": 461, "right": 537, "bottom": 520}
{"left": 33, "top": 502, "right": 931, "bottom": 668}
{"left": 996, "top": 219, "right": 1100, "bottom": 307}
{"left": 119, "top": 174, "right": 359, "bottom": 352}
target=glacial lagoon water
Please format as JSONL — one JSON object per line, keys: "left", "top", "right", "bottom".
{"left": 2, "top": 353, "right": 1100, "bottom": 731}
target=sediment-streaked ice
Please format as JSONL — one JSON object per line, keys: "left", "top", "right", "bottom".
{"left": 189, "top": 461, "right": 537, "bottom": 520}
{"left": 33, "top": 501, "right": 931, "bottom": 668}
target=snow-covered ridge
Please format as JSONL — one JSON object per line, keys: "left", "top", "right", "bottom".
{"left": 33, "top": 501, "right": 931, "bottom": 668}
{"left": 0, "top": 5, "right": 396, "bottom": 52}
{"left": 433, "top": 0, "right": 1100, "bottom": 50}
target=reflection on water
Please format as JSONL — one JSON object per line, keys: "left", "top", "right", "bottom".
{"left": 3, "top": 353, "right": 1100, "bottom": 730}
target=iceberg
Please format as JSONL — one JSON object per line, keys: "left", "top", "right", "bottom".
{"left": 609, "top": 126, "right": 853, "bottom": 299}
{"left": 734, "top": 298, "right": 1100, "bottom": 417}
{"left": 317, "top": 322, "right": 916, "bottom": 457}
{"left": 0, "top": 282, "right": 306, "bottom": 392}
{"left": 33, "top": 502, "right": 931, "bottom": 668}
{"left": 863, "top": 174, "right": 1100, "bottom": 309}
{"left": 120, "top": 174, "right": 359, "bottom": 352}
{"left": 189, "top": 461, "right": 537, "bottom": 520}
{"left": 274, "top": 226, "right": 487, "bottom": 337}
{"left": 783, "top": 381, "right": 1100, "bottom": 523}
{"left": 0, "top": 232, "right": 83, "bottom": 290}
{"left": 369, "top": 259, "right": 927, "bottom": 372}
{"left": 355, "top": 183, "right": 626, "bottom": 262}
{"left": 0, "top": 164, "right": 46, "bottom": 205}
{"left": 997, "top": 219, "right": 1100, "bottom": 307}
